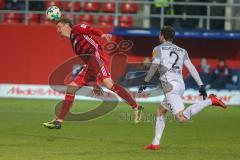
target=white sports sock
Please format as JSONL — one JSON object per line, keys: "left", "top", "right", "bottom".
{"left": 152, "top": 115, "right": 166, "bottom": 145}
{"left": 183, "top": 98, "right": 212, "bottom": 120}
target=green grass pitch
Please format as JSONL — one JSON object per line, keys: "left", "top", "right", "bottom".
{"left": 0, "top": 98, "right": 240, "bottom": 160}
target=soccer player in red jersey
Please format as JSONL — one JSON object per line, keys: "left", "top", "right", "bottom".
{"left": 43, "top": 19, "right": 143, "bottom": 129}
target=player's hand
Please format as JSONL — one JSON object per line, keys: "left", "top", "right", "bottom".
{"left": 199, "top": 85, "right": 207, "bottom": 100}
{"left": 138, "top": 81, "right": 148, "bottom": 93}
{"left": 93, "top": 83, "right": 103, "bottom": 96}
{"left": 101, "top": 34, "right": 112, "bottom": 41}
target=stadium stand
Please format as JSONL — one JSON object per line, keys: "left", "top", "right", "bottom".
{"left": 0, "top": 0, "right": 240, "bottom": 91}
{"left": 0, "top": 0, "right": 5, "bottom": 9}
{"left": 98, "top": 15, "right": 114, "bottom": 27}
{"left": 102, "top": 1, "right": 115, "bottom": 13}
{"left": 62, "top": 13, "right": 76, "bottom": 23}
{"left": 118, "top": 16, "right": 133, "bottom": 28}
{"left": 27, "top": 13, "right": 39, "bottom": 24}
{"left": 83, "top": 1, "right": 100, "bottom": 12}
{"left": 45, "top": 1, "right": 63, "bottom": 10}
{"left": 1, "top": 0, "right": 238, "bottom": 30}
{"left": 40, "top": 14, "right": 54, "bottom": 25}
{"left": 64, "top": 1, "right": 81, "bottom": 12}
{"left": 120, "top": 0, "right": 138, "bottom": 13}
{"left": 3, "top": 13, "right": 19, "bottom": 24}
{"left": 78, "top": 14, "right": 94, "bottom": 25}
{"left": 4, "top": 0, "right": 25, "bottom": 10}
{"left": 29, "top": 1, "right": 45, "bottom": 11}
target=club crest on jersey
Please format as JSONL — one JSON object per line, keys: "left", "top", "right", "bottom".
{"left": 152, "top": 50, "right": 157, "bottom": 58}
{"left": 80, "top": 24, "right": 87, "bottom": 28}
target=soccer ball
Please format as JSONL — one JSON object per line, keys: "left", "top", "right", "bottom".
{"left": 46, "top": 6, "right": 61, "bottom": 21}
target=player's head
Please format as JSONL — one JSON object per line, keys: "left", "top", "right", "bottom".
{"left": 218, "top": 58, "right": 226, "bottom": 67}
{"left": 200, "top": 58, "right": 208, "bottom": 65}
{"left": 56, "top": 18, "right": 73, "bottom": 38}
{"left": 159, "top": 26, "right": 175, "bottom": 43}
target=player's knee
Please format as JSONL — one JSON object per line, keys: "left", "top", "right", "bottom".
{"left": 66, "top": 89, "right": 76, "bottom": 95}
{"left": 175, "top": 113, "right": 187, "bottom": 123}
{"left": 103, "top": 78, "right": 114, "bottom": 89}
{"left": 157, "top": 106, "right": 167, "bottom": 116}
{"left": 178, "top": 117, "right": 186, "bottom": 123}
{"left": 106, "top": 83, "right": 113, "bottom": 90}
{"left": 66, "top": 85, "right": 78, "bottom": 94}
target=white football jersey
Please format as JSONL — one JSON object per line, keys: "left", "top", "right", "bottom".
{"left": 145, "top": 41, "right": 203, "bottom": 114}
{"left": 152, "top": 41, "right": 189, "bottom": 84}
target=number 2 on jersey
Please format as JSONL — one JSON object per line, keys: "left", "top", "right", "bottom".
{"left": 169, "top": 51, "right": 179, "bottom": 69}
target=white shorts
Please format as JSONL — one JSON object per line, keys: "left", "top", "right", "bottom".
{"left": 160, "top": 81, "right": 185, "bottom": 115}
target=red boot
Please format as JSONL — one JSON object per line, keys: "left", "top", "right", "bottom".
{"left": 144, "top": 144, "right": 160, "bottom": 150}
{"left": 209, "top": 94, "right": 227, "bottom": 109}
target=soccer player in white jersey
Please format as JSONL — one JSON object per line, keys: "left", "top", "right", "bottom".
{"left": 138, "top": 26, "right": 227, "bottom": 150}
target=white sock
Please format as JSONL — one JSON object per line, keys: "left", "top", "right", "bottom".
{"left": 183, "top": 98, "right": 212, "bottom": 120}
{"left": 152, "top": 115, "right": 166, "bottom": 145}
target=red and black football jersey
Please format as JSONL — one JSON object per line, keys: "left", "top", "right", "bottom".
{"left": 70, "top": 24, "right": 104, "bottom": 63}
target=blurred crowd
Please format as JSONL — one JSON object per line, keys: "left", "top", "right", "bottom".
{"left": 118, "top": 58, "right": 240, "bottom": 90}
{"left": 185, "top": 58, "right": 240, "bottom": 90}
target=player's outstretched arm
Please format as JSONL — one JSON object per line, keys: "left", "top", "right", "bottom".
{"left": 138, "top": 63, "right": 158, "bottom": 93}
{"left": 184, "top": 59, "right": 203, "bottom": 86}
{"left": 184, "top": 59, "right": 207, "bottom": 99}
{"left": 139, "top": 49, "right": 159, "bottom": 93}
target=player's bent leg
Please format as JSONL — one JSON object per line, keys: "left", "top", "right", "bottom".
{"left": 43, "top": 82, "right": 80, "bottom": 129}
{"left": 182, "top": 97, "right": 213, "bottom": 121}
{"left": 175, "top": 94, "right": 226, "bottom": 122}
{"left": 103, "top": 78, "right": 138, "bottom": 109}
{"left": 102, "top": 77, "right": 144, "bottom": 123}
{"left": 175, "top": 110, "right": 187, "bottom": 123}
{"left": 56, "top": 82, "right": 79, "bottom": 122}
{"left": 145, "top": 106, "right": 167, "bottom": 150}
{"left": 157, "top": 106, "right": 168, "bottom": 115}
{"left": 102, "top": 77, "right": 114, "bottom": 89}
{"left": 66, "top": 82, "right": 80, "bottom": 93}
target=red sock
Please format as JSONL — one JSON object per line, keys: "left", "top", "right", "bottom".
{"left": 56, "top": 92, "right": 75, "bottom": 122}
{"left": 111, "top": 83, "right": 138, "bottom": 109}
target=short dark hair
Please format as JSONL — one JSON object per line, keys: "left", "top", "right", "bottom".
{"left": 218, "top": 58, "right": 225, "bottom": 63}
{"left": 56, "top": 18, "right": 73, "bottom": 28}
{"left": 160, "top": 26, "right": 175, "bottom": 41}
